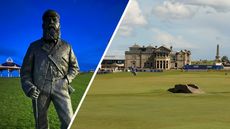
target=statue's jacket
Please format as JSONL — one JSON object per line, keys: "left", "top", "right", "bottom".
{"left": 20, "top": 38, "right": 79, "bottom": 96}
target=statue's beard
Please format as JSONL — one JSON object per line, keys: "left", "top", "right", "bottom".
{"left": 43, "top": 25, "right": 60, "bottom": 42}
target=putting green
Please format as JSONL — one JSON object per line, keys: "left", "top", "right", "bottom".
{"left": 72, "top": 71, "right": 230, "bottom": 129}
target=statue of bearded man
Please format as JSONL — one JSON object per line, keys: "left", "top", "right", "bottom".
{"left": 20, "top": 9, "right": 79, "bottom": 129}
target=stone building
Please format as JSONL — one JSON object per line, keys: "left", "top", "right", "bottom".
{"left": 125, "top": 44, "right": 191, "bottom": 70}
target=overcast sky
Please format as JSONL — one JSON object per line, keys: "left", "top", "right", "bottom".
{"left": 106, "top": 0, "right": 230, "bottom": 61}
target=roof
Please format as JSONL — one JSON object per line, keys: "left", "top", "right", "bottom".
{"left": 156, "top": 46, "right": 172, "bottom": 52}
{"left": 157, "top": 46, "right": 171, "bottom": 51}
{"left": 1, "top": 62, "right": 21, "bottom": 67}
{"left": 1, "top": 57, "right": 21, "bottom": 67}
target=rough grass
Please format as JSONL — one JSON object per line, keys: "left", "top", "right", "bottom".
{"left": 0, "top": 72, "right": 92, "bottom": 129}
{"left": 73, "top": 71, "right": 230, "bottom": 129}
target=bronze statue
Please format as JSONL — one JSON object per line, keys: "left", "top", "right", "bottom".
{"left": 20, "top": 9, "right": 79, "bottom": 129}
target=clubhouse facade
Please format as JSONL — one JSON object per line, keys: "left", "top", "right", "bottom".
{"left": 125, "top": 44, "right": 191, "bottom": 70}
{"left": 100, "top": 44, "right": 191, "bottom": 72}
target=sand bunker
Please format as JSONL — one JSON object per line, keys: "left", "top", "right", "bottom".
{"left": 168, "top": 84, "right": 204, "bottom": 94}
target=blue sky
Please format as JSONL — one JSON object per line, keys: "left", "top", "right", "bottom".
{"left": 0, "top": 0, "right": 128, "bottom": 72}
{"left": 107, "top": 0, "right": 230, "bottom": 61}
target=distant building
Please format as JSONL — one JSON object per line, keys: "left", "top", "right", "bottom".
{"left": 125, "top": 44, "right": 191, "bottom": 70}
{"left": 100, "top": 55, "right": 125, "bottom": 72}
{"left": 214, "top": 44, "right": 230, "bottom": 70}
{"left": 0, "top": 57, "right": 21, "bottom": 77}
{"left": 171, "top": 50, "right": 192, "bottom": 69}
{"left": 214, "top": 44, "right": 222, "bottom": 66}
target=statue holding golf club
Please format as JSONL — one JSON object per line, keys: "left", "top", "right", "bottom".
{"left": 20, "top": 10, "right": 79, "bottom": 129}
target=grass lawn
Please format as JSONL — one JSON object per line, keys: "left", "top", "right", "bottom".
{"left": 0, "top": 72, "right": 93, "bottom": 129}
{"left": 73, "top": 71, "right": 230, "bottom": 129}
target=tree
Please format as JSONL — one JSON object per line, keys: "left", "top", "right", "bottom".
{"left": 221, "top": 56, "right": 229, "bottom": 63}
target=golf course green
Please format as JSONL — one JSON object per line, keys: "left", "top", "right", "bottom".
{"left": 0, "top": 72, "right": 92, "bottom": 129}
{"left": 73, "top": 71, "right": 230, "bottom": 129}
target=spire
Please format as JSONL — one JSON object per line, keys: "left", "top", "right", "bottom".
{"left": 215, "top": 44, "right": 220, "bottom": 61}
{"left": 214, "top": 44, "right": 222, "bottom": 66}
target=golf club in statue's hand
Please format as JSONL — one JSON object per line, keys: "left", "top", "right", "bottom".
{"left": 28, "top": 87, "right": 40, "bottom": 99}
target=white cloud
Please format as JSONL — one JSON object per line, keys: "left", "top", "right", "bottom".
{"left": 152, "top": 28, "right": 196, "bottom": 49}
{"left": 118, "top": 25, "right": 133, "bottom": 37}
{"left": 123, "top": 0, "right": 147, "bottom": 25}
{"left": 183, "top": 0, "right": 230, "bottom": 12}
{"left": 152, "top": 0, "right": 230, "bottom": 21}
{"left": 118, "top": 0, "right": 147, "bottom": 36}
{"left": 152, "top": 1, "right": 195, "bottom": 20}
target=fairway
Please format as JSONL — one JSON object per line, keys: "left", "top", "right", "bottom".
{"left": 0, "top": 72, "right": 92, "bottom": 129}
{"left": 73, "top": 71, "right": 230, "bottom": 129}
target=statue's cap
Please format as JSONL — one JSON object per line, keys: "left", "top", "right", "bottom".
{"left": 42, "top": 9, "right": 60, "bottom": 21}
